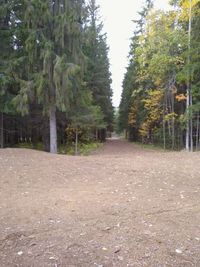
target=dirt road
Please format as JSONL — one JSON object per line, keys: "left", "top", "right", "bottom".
{"left": 0, "top": 139, "right": 200, "bottom": 266}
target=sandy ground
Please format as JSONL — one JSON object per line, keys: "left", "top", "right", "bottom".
{"left": 0, "top": 139, "right": 200, "bottom": 267}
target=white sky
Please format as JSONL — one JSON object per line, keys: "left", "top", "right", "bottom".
{"left": 96, "top": 0, "right": 170, "bottom": 107}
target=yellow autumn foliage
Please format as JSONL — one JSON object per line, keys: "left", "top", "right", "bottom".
{"left": 139, "top": 122, "right": 149, "bottom": 137}
{"left": 176, "top": 93, "right": 187, "bottom": 102}
{"left": 128, "top": 105, "right": 137, "bottom": 127}
{"left": 139, "top": 89, "right": 164, "bottom": 138}
{"left": 164, "top": 112, "right": 178, "bottom": 122}
{"left": 180, "top": 0, "right": 200, "bottom": 20}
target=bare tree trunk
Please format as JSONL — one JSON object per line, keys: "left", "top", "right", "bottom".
{"left": 75, "top": 128, "right": 78, "bottom": 155}
{"left": 186, "top": 105, "right": 190, "bottom": 151}
{"left": 95, "top": 128, "right": 98, "bottom": 140}
{"left": 196, "top": 112, "right": 199, "bottom": 151}
{"left": 49, "top": 106, "right": 57, "bottom": 154}
{"left": 190, "top": 94, "right": 193, "bottom": 151}
{"left": 42, "top": 117, "right": 50, "bottom": 152}
{"left": 163, "top": 119, "right": 166, "bottom": 150}
{"left": 163, "top": 96, "right": 166, "bottom": 150}
{"left": 125, "top": 129, "right": 127, "bottom": 139}
{"left": 0, "top": 112, "right": 3, "bottom": 148}
{"left": 167, "top": 93, "right": 172, "bottom": 136}
{"left": 171, "top": 93, "right": 175, "bottom": 150}
{"left": 186, "top": 0, "right": 192, "bottom": 151}
{"left": 199, "top": 124, "right": 200, "bottom": 150}
{"left": 171, "top": 123, "right": 175, "bottom": 149}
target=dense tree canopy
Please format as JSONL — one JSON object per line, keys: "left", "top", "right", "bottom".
{"left": 2, "top": 0, "right": 200, "bottom": 153}
{"left": 118, "top": 0, "right": 200, "bottom": 151}
{"left": 0, "top": 0, "right": 113, "bottom": 153}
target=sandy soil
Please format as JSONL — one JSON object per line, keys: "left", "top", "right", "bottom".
{"left": 0, "top": 139, "right": 200, "bottom": 267}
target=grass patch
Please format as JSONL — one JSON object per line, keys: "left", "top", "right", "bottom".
{"left": 59, "top": 142, "right": 102, "bottom": 155}
{"left": 15, "top": 141, "right": 102, "bottom": 155}
{"left": 15, "top": 142, "right": 43, "bottom": 150}
{"left": 133, "top": 141, "right": 167, "bottom": 151}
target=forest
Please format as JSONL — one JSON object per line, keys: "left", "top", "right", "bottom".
{"left": 118, "top": 0, "right": 200, "bottom": 151}
{"left": 1, "top": 0, "right": 200, "bottom": 154}
{"left": 1, "top": 1, "right": 200, "bottom": 266}
{"left": 0, "top": 0, "right": 113, "bottom": 154}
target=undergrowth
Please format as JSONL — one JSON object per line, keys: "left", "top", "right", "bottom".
{"left": 15, "top": 141, "right": 102, "bottom": 155}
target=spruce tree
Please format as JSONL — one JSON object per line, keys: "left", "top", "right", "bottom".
{"left": 13, "top": 0, "right": 86, "bottom": 153}
{"left": 0, "top": 1, "right": 18, "bottom": 147}
{"left": 83, "top": 0, "right": 113, "bottom": 132}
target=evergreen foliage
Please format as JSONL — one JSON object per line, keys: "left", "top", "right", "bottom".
{"left": 83, "top": 0, "right": 114, "bottom": 131}
{"left": 0, "top": 0, "right": 113, "bottom": 152}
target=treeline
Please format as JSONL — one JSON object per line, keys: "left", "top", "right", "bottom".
{"left": 118, "top": 0, "right": 200, "bottom": 151}
{"left": 0, "top": 0, "right": 113, "bottom": 153}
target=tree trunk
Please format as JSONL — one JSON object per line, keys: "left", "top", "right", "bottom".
{"left": 125, "top": 129, "right": 128, "bottom": 139}
{"left": 190, "top": 93, "right": 193, "bottom": 151}
{"left": 163, "top": 119, "right": 166, "bottom": 150}
{"left": 49, "top": 106, "right": 57, "bottom": 154}
{"left": 171, "top": 93, "right": 175, "bottom": 150}
{"left": 75, "top": 128, "right": 78, "bottom": 155}
{"left": 186, "top": 106, "right": 190, "bottom": 151}
{"left": 95, "top": 128, "right": 98, "bottom": 140}
{"left": 0, "top": 112, "right": 3, "bottom": 148}
{"left": 196, "top": 112, "right": 199, "bottom": 151}
{"left": 163, "top": 95, "right": 167, "bottom": 150}
{"left": 186, "top": 0, "right": 192, "bottom": 151}
{"left": 42, "top": 117, "right": 50, "bottom": 152}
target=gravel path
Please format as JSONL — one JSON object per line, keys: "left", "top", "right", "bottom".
{"left": 0, "top": 139, "right": 200, "bottom": 266}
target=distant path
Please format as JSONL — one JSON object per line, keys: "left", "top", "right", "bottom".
{"left": 94, "top": 138, "right": 136, "bottom": 155}
{"left": 92, "top": 138, "right": 158, "bottom": 157}
{"left": 0, "top": 140, "right": 200, "bottom": 266}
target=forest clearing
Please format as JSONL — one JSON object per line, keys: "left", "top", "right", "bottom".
{"left": 0, "top": 139, "right": 200, "bottom": 267}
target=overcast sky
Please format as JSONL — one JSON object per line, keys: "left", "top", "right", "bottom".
{"left": 96, "top": 0, "right": 170, "bottom": 107}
